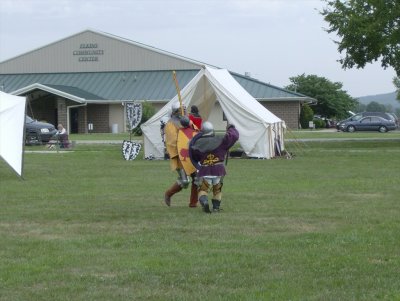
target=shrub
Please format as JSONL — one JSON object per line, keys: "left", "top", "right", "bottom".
{"left": 300, "top": 104, "right": 314, "bottom": 129}
{"left": 313, "top": 118, "right": 326, "bottom": 129}
{"left": 132, "top": 101, "right": 155, "bottom": 136}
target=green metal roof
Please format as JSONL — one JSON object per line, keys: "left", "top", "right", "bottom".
{"left": 45, "top": 84, "right": 104, "bottom": 100}
{"left": 0, "top": 69, "right": 310, "bottom": 102}
{"left": 231, "top": 72, "right": 307, "bottom": 99}
{"left": 0, "top": 70, "right": 199, "bottom": 101}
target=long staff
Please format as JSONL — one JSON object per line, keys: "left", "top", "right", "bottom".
{"left": 172, "top": 71, "right": 184, "bottom": 116}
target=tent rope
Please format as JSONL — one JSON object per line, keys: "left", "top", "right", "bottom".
{"left": 285, "top": 126, "right": 308, "bottom": 156}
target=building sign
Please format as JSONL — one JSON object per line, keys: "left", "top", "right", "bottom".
{"left": 73, "top": 43, "right": 104, "bottom": 62}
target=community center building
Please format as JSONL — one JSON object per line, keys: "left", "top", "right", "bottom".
{"left": 0, "top": 29, "right": 315, "bottom": 134}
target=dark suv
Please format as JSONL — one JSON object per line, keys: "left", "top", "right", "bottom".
{"left": 25, "top": 116, "right": 58, "bottom": 145}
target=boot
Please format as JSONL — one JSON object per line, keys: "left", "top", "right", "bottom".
{"left": 164, "top": 182, "right": 182, "bottom": 206}
{"left": 189, "top": 184, "right": 198, "bottom": 207}
{"left": 212, "top": 199, "right": 222, "bottom": 212}
{"left": 199, "top": 195, "right": 211, "bottom": 213}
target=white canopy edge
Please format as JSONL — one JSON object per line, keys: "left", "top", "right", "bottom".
{"left": 0, "top": 92, "right": 26, "bottom": 177}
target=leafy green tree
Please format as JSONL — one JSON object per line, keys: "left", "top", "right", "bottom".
{"left": 285, "top": 74, "right": 357, "bottom": 119}
{"left": 355, "top": 102, "right": 366, "bottom": 113}
{"left": 299, "top": 104, "right": 314, "bottom": 129}
{"left": 132, "top": 101, "right": 155, "bottom": 136}
{"left": 321, "top": 0, "right": 400, "bottom": 75}
{"left": 385, "top": 104, "right": 394, "bottom": 113}
{"left": 365, "top": 101, "right": 386, "bottom": 112}
{"left": 393, "top": 76, "right": 400, "bottom": 101}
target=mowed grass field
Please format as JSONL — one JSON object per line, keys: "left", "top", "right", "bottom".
{"left": 1, "top": 138, "right": 400, "bottom": 301}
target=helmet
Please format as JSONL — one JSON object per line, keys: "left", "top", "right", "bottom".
{"left": 180, "top": 116, "right": 190, "bottom": 128}
{"left": 171, "top": 102, "right": 180, "bottom": 114}
{"left": 171, "top": 102, "right": 187, "bottom": 116}
{"left": 201, "top": 121, "right": 214, "bottom": 136}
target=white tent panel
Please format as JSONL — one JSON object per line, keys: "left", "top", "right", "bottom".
{"left": 141, "top": 66, "right": 285, "bottom": 159}
{"left": 0, "top": 92, "right": 26, "bottom": 177}
{"left": 141, "top": 69, "right": 205, "bottom": 158}
{"left": 205, "top": 68, "right": 284, "bottom": 158}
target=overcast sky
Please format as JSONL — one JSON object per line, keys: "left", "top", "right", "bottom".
{"left": 0, "top": 0, "right": 396, "bottom": 97}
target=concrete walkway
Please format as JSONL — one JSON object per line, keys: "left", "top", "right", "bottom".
{"left": 286, "top": 128, "right": 400, "bottom": 142}
{"left": 74, "top": 139, "right": 141, "bottom": 144}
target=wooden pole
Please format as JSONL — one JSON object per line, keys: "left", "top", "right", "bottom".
{"left": 172, "top": 71, "right": 184, "bottom": 116}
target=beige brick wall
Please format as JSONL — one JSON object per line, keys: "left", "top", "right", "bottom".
{"left": 57, "top": 98, "right": 67, "bottom": 128}
{"left": 263, "top": 101, "right": 300, "bottom": 129}
{"left": 87, "top": 104, "right": 109, "bottom": 133}
{"left": 78, "top": 106, "right": 88, "bottom": 134}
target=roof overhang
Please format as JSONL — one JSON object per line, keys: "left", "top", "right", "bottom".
{"left": 11, "top": 83, "right": 87, "bottom": 103}
{"left": 84, "top": 99, "right": 169, "bottom": 104}
{"left": 257, "top": 97, "right": 317, "bottom": 104}
{"left": 10, "top": 83, "right": 172, "bottom": 104}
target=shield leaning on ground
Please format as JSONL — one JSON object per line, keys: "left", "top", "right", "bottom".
{"left": 122, "top": 140, "right": 141, "bottom": 160}
{"left": 177, "top": 127, "right": 198, "bottom": 175}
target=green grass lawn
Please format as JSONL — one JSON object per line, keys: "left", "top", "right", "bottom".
{"left": 285, "top": 129, "right": 400, "bottom": 140}
{"left": 68, "top": 129, "right": 400, "bottom": 142}
{"left": 1, "top": 139, "right": 400, "bottom": 300}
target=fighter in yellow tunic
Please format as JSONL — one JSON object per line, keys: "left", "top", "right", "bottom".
{"left": 164, "top": 102, "right": 199, "bottom": 207}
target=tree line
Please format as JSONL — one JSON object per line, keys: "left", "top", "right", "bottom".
{"left": 286, "top": 0, "right": 400, "bottom": 128}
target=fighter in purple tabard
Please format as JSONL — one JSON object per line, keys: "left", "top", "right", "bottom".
{"left": 189, "top": 121, "right": 239, "bottom": 213}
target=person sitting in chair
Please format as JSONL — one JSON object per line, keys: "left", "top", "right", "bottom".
{"left": 56, "top": 124, "right": 69, "bottom": 148}
{"left": 47, "top": 124, "right": 69, "bottom": 149}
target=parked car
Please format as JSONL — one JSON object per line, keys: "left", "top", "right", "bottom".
{"left": 387, "top": 112, "right": 399, "bottom": 128}
{"left": 25, "top": 116, "right": 58, "bottom": 145}
{"left": 338, "top": 116, "right": 396, "bottom": 133}
{"left": 336, "top": 112, "right": 393, "bottom": 130}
